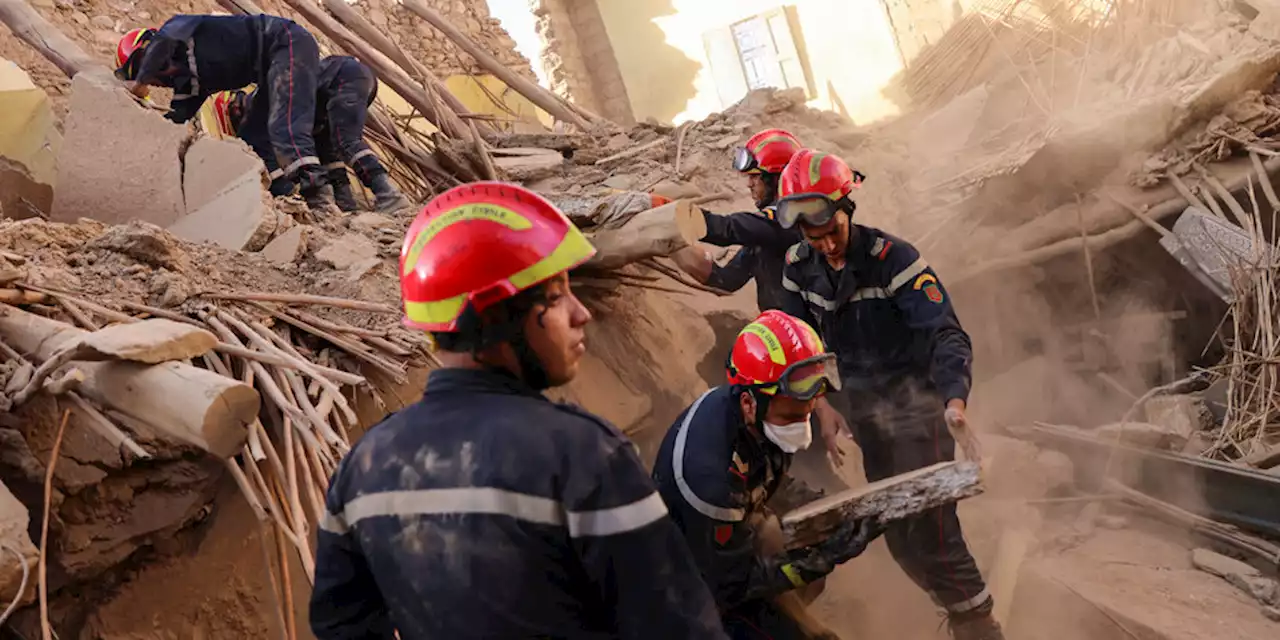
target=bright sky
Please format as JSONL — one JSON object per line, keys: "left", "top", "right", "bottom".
{"left": 485, "top": 0, "right": 550, "bottom": 87}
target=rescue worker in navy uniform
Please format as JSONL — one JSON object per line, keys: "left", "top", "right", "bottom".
{"left": 774, "top": 150, "right": 1002, "bottom": 640}
{"left": 309, "top": 183, "right": 728, "bottom": 639}
{"left": 114, "top": 16, "right": 336, "bottom": 209}
{"left": 653, "top": 310, "right": 884, "bottom": 640}
{"left": 673, "top": 129, "right": 805, "bottom": 312}
{"left": 211, "top": 55, "right": 412, "bottom": 213}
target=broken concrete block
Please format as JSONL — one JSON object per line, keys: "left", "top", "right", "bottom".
{"left": 52, "top": 72, "right": 187, "bottom": 227}
{"left": 183, "top": 136, "right": 265, "bottom": 215}
{"left": 316, "top": 233, "right": 378, "bottom": 270}
{"left": 168, "top": 178, "right": 277, "bottom": 252}
{"left": 1095, "top": 421, "right": 1187, "bottom": 451}
{"left": 348, "top": 212, "right": 396, "bottom": 235}
{"left": 0, "top": 480, "right": 39, "bottom": 609}
{"left": 1192, "top": 548, "right": 1279, "bottom": 605}
{"left": 495, "top": 151, "right": 565, "bottom": 181}
{"left": 0, "top": 157, "right": 53, "bottom": 220}
{"left": 1264, "top": 606, "right": 1280, "bottom": 622}
{"left": 1143, "top": 394, "right": 1209, "bottom": 439}
{"left": 259, "top": 224, "right": 309, "bottom": 265}
{"left": 87, "top": 221, "right": 190, "bottom": 271}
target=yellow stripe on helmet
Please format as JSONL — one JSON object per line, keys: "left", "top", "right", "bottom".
{"left": 402, "top": 203, "right": 534, "bottom": 276}
{"left": 741, "top": 323, "right": 788, "bottom": 366}
{"left": 751, "top": 135, "right": 795, "bottom": 155}
{"left": 403, "top": 293, "right": 469, "bottom": 327}
{"left": 808, "top": 152, "right": 825, "bottom": 187}
{"left": 508, "top": 224, "right": 596, "bottom": 290}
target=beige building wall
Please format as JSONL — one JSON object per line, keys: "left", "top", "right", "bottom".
{"left": 592, "top": 0, "right": 908, "bottom": 125}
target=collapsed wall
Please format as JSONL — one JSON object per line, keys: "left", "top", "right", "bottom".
{"left": 352, "top": 0, "right": 535, "bottom": 80}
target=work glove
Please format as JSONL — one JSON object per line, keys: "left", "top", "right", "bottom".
{"left": 779, "top": 518, "right": 887, "bottom": 586}
{"left": 814, "top": 517, "right": 885, "bottom": 565}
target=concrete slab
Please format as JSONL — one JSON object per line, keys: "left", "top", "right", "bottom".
{"left": 259, "top": 225, "right": 309, "bottom": 265}
{"left": 168, "top": 179, "right": 281, "bottom": 252}
{"left": 0, "top": 479, "right": 39, "bottom": 609}
{"left": 52, "top": 72, "right": 187, "bottom": 227}
{"left": 316, "top": 233, "right": 378, "bottom": 270}
{"left": 348, "top": 212, "right": 396, "bottom": 235}
{"left": 0, "top": 157, "right": 52, "bottom": 219}
{"left": 183, "top": 137, "right": 265, "bottom": 215}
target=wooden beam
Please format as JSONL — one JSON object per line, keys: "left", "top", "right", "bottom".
{"left": 582, "top": 200, "right": 708, "bottom": 271}
{"left": 399, "top": 0, "right": 603, "bottom": 131}
{"left": 0, "top": 0, "right": 101, "bottom": 79}
{"left": 780, "top": 461, "right": 983, "bottom": 550}
{"left": 0, "top": 306, "right": 258, "bottom": 457}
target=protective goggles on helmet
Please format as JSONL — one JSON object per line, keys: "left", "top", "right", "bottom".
{"left": 115, "top": 47, "right": 148, "bottom": 82}
{"left": 732, "top": 146, "right": 760, "bottom": 173}
{"left": 775, "top": 194, "right": 845, "bottom": 230}
{"left": 745, "top": 353, "right": 842, "bottom": 401}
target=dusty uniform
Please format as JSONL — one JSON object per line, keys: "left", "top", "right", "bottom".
{"left": 310, "top": 368, "right": 727, "bottom": 640}
{"left": 652, "top": 386, "right": 824, "bottom": 640}
{"left": 240, "top": 56, "right": 389, "bottom": 195}
{"left": 701, "top": 209, "right": 802, "bottom": 312}
{"left": 779, "top": 225, "right": 990, "bottom": 615}
{"left": 133, "top": 14, "right": 325, "bottom": 190}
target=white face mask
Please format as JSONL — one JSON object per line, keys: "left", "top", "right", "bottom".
{"left": 762, "top": 416, "right": 813, "bottom": 453}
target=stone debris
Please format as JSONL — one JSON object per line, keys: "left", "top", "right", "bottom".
{"left": 1095, "top": 421, "right": 1189, "bottom": 451}
{"left": 316, "top": 233, "right": 379, "bottom": 271}
{"left": 1191, "top": 548, "right": 1279, "bottom": 605}
{"left": 1143, "top": 394, "right": 1212, "bottom": 439}
{"left": 181, "top": 136, "right": 266, "bottom": 215}
{"left": 51, "top": 72, "right": 187, "bottom": 228}
{"left": 259, "top": 225, "right": 310, "bottom": 266}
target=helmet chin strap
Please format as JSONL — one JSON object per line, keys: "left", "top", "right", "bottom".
{"left": 477, "top": 300, "right": 553, "bottom": 391}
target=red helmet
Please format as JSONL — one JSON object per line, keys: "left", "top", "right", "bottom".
{"left": 115, "top": 27, "right": 155, "bottom": 78}
{"left": 399, "top": 182, "right": 596, "bottom": 332}
{"left": 733, "top": 129, "right": 802, "bottom": 175}
{"left": 775, "top": 149, "right": 865, "bottom": 229}
{"left": 727, "top": 310, "right": 840, "bottom": 400}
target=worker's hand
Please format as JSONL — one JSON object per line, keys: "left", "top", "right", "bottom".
{"left": 814, "top": 397, "right": 849, "bottom": 468}
{"left": 670, "top": 246, "right": 713, "bottom": 283}
{"left": 944, "top": 399, "right": 983, "bottom": 467}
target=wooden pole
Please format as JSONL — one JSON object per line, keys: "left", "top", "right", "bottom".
{"left": 583, "top": 200, "right": 709, "bottom": 271}
{"left": 316, "top": 0, "right": 495, "bottom": 137}
{"left": 399, "top": 0, "right": 602, "bottom": 130}
{"left": 0, "top": 0, "right": 100, "bottom": 79}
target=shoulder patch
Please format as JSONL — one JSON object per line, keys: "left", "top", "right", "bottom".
{"left": 912, "top": 273, "right": 938, "bottom": 290}
{"left": 870, "top": 237, "right": 893, "bottom": 260}
{"left": 785, "top": 242, "right": 807, "bottom": 265}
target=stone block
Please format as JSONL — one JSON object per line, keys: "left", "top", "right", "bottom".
{"left": 316, "top": 233, "right": 379, "bottom": 270}
{"left": 259, "top": 224, "right": 309, "bottom": 265}
{"left": 168, "top": 177, "right": 281, "bottom": 252}
{"left": 52, "top": 72, "right": 187, "bottom": 228}
{"left": 0, "top": 480, "right": 39, "bottom": 609}
{"left": 1192, "top": 548, "right": 1279, "bottom": 605}
{"left": 183, "top": 136, "right": 265, "bottom": 215}
{"left": 348, "top": 212, "right": 396, "bottom": 235}
{"left": 1095, "top": 421, "right": 1187, "bottom": 451}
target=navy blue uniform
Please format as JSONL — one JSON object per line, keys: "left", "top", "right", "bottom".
{"left": 310, "top": 368, "right": 728, "bottom": 640}
{"left": 134, "top": 14, "right": 325, "bottom": 189}
{"left": 701, "top": 209, "right": 802, "bottom": 312}
{"left": 653, "top": 386, "right": 827, "bottom": 640}
{"left": 779, "top": 225, "right": 991, "bottom": 615}
{"left": 241, "top": 56, "right": 389, "bottom": 196}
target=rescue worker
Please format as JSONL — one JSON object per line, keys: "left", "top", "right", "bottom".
{"left": 653, "top": 310, "right": 884, "bottom": 640}
{"left": 309, "top": 182, "right": 728, "bottom": 639}
{"left": 673, "top": 128, "right": 804, "bottom": 312}
{"left": 211, "top": 55, "right": 412, "bottom": 213}
{"left": 114, "top": 15, "right": 336, "bottom": 209}
{"left": 774, "top": 150, "right": 1003, "bottom": 640}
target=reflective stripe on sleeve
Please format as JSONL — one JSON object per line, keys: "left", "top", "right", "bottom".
{"left": 887, "top": 257, "right": 929, "bottom": 293}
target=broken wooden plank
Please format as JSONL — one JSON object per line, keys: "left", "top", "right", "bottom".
{"left": 780, "top": 461, "right": 983, "bottom": 550}
{"left": 583, "top": 199, "right": 708, "bottom": 271}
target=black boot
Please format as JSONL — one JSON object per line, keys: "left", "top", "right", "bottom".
{"left": 948, "top": 611, "right": 1005, "bottom": 640}
{"left": 369, "top": 172, "right": 412, "bottom": 213}
{"left": 332, "top": 180, "right": 359, "bottom": 212}
{"left": 302, "top": 183, "right": 337, "bottom": 210}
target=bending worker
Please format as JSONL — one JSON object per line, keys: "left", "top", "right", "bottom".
{"left": 775, "top": 150, "right": 1003, "bottom": 640}
{"left": 115, "top": 14, "right": 336, "bottom": 209}
{"left": 211, "top": 55, "right": 412, "bottom": 214}
{"left": 673, "top": 128, "right": 804, "bottom": 312}
{"left": 653, "top": 310, "right": 883, "bottom": 640}
{"left": 310, "top": 183, "right": 728, "bottom": 639}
